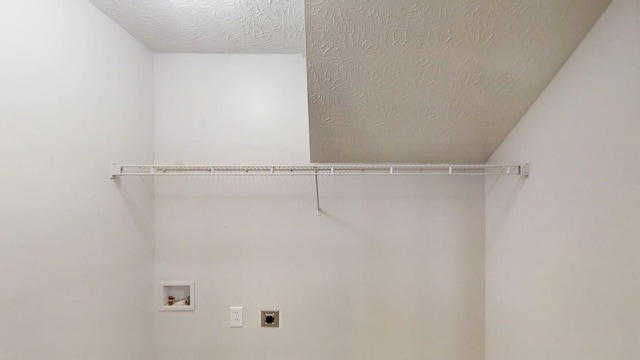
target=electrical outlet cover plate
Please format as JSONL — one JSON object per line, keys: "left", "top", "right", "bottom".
{"left": 261, "top": 310, "right": 279, "bottom": 328}
{"left": 230, "top": 306, "right": 243, "bottom": 328}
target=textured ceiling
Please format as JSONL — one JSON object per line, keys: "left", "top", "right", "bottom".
{"left": 90, "top": 0, "right": 305, "bottom": 53}
{"left": 306, "top": 0, "right": 611, "bottom": 163}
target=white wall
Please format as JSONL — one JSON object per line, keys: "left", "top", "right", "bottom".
{"left": 154, "top": 54, "right": 311, "bottom": 165}
{"left": 153, "top": 54, "right": 486, "bottom": 360}
{"left": 485, "top": 0, "right": 640, "bottom": 359}
{"left": 0, "top": 1, "right": 155, "bottom": 359}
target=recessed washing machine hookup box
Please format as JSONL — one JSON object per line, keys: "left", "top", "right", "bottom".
{"left": 159, "top": 281, "right": 194, "bottom": 311}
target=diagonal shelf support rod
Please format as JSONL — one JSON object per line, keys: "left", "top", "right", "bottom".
{"left": 314, "top": 167, "right": 321, "bottom": 216}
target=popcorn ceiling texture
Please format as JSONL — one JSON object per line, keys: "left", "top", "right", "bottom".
{"left": 90, "top": 0, "right": 305, "bottom": 53}
{"left": 90, "top": 0, "right": 611, "bottom": 163}
{"left": 306, "top": 0, "right": 611, "bottom": 163}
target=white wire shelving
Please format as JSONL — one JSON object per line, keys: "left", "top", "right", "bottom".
{"left": 110, "top": 162, "right": 530, "bottom": 215}
{"left": 110, "top": 163, "right": 530, "bottom": 178}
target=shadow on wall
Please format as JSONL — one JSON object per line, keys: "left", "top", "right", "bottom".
{"left": 113, "top": 176, "right": 155, "bottom": 241}
{"left": 485, "top": 173, "right": 527, "bottom": 249}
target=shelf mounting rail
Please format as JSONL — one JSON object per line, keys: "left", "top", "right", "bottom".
{"left": 110, "top": 162, "right": 530, "bottom": 215}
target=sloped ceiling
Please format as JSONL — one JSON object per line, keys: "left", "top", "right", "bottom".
{"left": 306, "top": 0, "right": 611, "bottom": 163}
{"left": 89, "top": 0, "right": 305, "bottom": 53}
{"left": 90, "top": 0, "right": 611, "bottom": 164}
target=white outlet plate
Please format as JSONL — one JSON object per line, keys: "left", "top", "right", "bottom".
{"left": 230, "top": 306, "right": 243, "bottom": 328}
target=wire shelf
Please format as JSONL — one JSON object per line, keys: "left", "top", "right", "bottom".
{"left": 110, "top": 163, "right": 530, "bottom": 178}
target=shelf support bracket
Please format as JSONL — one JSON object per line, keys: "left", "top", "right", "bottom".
{"left": 314, "top": 168, "right": 322, "bottom": 216}
{"left": 110, "top": 162, "right": 122, "bottom": 180}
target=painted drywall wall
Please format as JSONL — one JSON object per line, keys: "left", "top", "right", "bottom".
{"left": 154, "top": 54, "right": 311, "bottom": 165}
{"left": 0, "top": 1, "right": 155, "bottom": 360}
{"left": 485, "top": 0, "right": 640, "bottom": 359}
{"left": 153, "top": 54, "right": 485, "bottom": 360}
